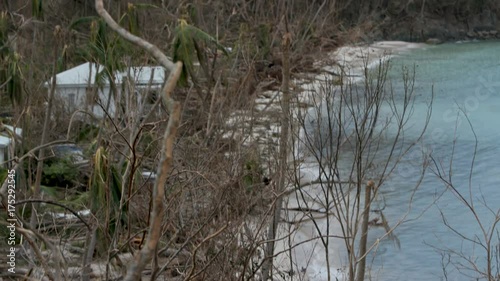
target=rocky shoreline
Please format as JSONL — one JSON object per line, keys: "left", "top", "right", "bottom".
{"left": 357, "top": 1, "right": 500, "bottom": 44}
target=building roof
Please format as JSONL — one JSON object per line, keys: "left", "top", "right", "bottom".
{"left": 45, "top": 62, "right": 112, "bottom": 87}
{"left": 45, "top": 63, "right": 166, "bottom": 88}
{"left": 121, "top": 66, "right": 166, "bottom": 86}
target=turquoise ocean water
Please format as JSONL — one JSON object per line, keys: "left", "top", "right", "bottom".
{"left": 369, "top": 41, "right": 500, "bottom": 280}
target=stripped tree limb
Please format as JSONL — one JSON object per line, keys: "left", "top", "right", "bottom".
{"left": 16, "top": 228, "right": 57, "bottom": 281}
{"left": 262, "top": 28, "right": 292, "bottom": 280}
{"left": 123, "top": 95, "right": 181, "bottom": 281}
{"left": 356, "top": 180, "right": 374, "bottom": 281}
{"left": 95, "top": 0, "right": 176, "bottom": 72}
{"left": 94, "top": 1, "right": 183, "bottom": 280}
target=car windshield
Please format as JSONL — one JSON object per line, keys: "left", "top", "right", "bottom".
{"left": 51, "top": 145, "right": 87, "bottom": 164}
{"left": 53, "top": 145, "right": 83, "bottom": 156}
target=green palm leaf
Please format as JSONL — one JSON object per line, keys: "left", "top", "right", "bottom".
{"left": 0, "top": 12, "right": 23, "bottom": 106}
{"left": 0, "top": 12, "right": 9, "bottom": 57}
{"left": 69, "top": 16, "right": 99, "bottom": 30}
{"left": 172, "top": 19, "right": 228, "bottom": 87}
{"left": 186, "top": 24, "right": 229, "bottom": 56}
{"left": 5, "top": 53, "right": 23, "bottom": 105}
{"left": 89, "top": 147, "right": 125, "bottom": 255}
{"left": 32, "top": 0, "right": 44, "bottom": 20}
{"left": 133, "top": 3, "right": 159, "bottom": 9}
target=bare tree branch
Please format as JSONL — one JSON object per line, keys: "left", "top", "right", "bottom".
{"left": 14, "top": 199, "right": 91, "bottom": 230}
{"left": 94, "top": 0, "right": 176, "bottom": 71}
{"left": 93, "top": 1, "right": 184, "bottom": 280}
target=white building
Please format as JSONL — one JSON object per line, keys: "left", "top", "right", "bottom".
{"left": 45, "top": 63, "right": 166, "bottom": 119}
{"left": 0, "top": 125, "right": 22, "bottom": 168}
{"left": 121, "top": 65, "right": 165, "bottom": 114}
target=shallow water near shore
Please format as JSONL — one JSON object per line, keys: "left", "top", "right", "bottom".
{"left": 363, "top": 41, "right": 500, "bottom": 280}
{"left": 276, "top": 42, "right": 500, "bottom": 281}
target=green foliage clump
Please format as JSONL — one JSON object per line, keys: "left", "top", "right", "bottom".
{"left": 0, "top": 167, "right": 7, "bottom": 183}
{"left": 172, "top": 19, "right": 228, "bottom": 86}
{"left": 42, "top": 159, "right": 79, "bottom": 187}
{"left": 236, "top": 23, "right": 273, "bottom": 61}
{"left": 89, "top": 147, "right": 124, "bottom": 256}
{"left": 333, "top": 77, "right": 344, "bottom": 86}
{"left": 139, "top": 131, "right": 157, "bottom": 157}
{"left": 32, "top": 0, "right": 44, "bottom": 20}
{"left": 0, "top": 12, "right": 25, "bottom": 106}
{"left": 242, "top": 157, "right": 264, "bottom": 194}
{"left": 76, "top": 124, "right": 99, "bottom": 143}
{"left": 257, "top": 24, "right": 272, "bottom": 59}
{"left": 122, "top": 3, "right": 158, "bottom": 35}
{"left": 70, "top": 17, "right": 128, "bottom": 89}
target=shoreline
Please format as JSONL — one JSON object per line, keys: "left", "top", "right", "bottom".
{"left": 222, "top": 40, "right": 428, "bottom": 281}
{"left": 272, "top": 40, "right": 428, "bottom": 281}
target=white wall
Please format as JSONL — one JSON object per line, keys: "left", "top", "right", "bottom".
{"left": 55, "top": 85, "right": 116, "bottom": 119}
{"left": 54, "top": 83, "right": 164, "bottom": 120}
{"left": 0, "top": 146, "right": 6, "bottom": 167}
{"left": 0, "top": 136, "right": 10, "bottom": 168}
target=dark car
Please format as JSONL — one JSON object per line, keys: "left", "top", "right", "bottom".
{"left": 48, "top": 143, "right": 89, "bottom": 166}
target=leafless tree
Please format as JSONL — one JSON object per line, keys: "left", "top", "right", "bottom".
{"left": 274, "top": 61, "right": 433, "bottom": 281}
{"left": 431, "top": 112, "right": 500, "bottom": 281}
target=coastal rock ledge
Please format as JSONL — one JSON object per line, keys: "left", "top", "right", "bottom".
{"left": 348, "top": 1, "right": 500, "bottom": 42}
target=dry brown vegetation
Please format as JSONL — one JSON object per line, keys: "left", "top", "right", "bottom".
{"left": 1, "top": 0, "right": 499, "bottom": 281}
{"left": 0, "top": 1, "right": 349, "bottom": 280}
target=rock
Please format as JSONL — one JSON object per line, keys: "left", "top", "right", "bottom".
{"left": 425, "top": 38, "right": 442, "bottom": 45}
{"left": 473, "top": 25, "right": 496, "bottom": 33}
{"left": 258, "top": 91, "right": 275, "bottom": 99}
{"left": 254, "top": 97, "right": 273, "bottom": 104}
{"left": 466, "top": 31, "right": 477, "bottom": 38}
{"left": 387, "top": 0, "right": 405, "bottom": 15}
{"left": 254, "top": 104, "right": 267, "bottom": 112}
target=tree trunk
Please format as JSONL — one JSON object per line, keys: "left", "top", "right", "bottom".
{"left": 356, "top": 180, "right": 375, "bottom": 281}
{"left": 94, "top": 1, "right": 182, "bottom": 279}
{"left": 262, "top": 30, "right": 292, "bottom": 280}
